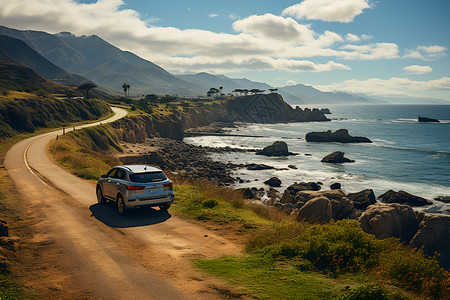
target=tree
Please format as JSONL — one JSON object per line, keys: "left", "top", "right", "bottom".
{"left": 207, "top": 87, "right": 220, "bottom": 98}
{"left": 269, "top": 88, "right": 278, "bottom": 94}
{"left": 145, "top": 94, "right": 158, "bottom": 101}
{"left": 77, "top": 82, "right": 97, "bottom": 99}
{"left": 122, "top": 83, "right": 131, "bottom": 97}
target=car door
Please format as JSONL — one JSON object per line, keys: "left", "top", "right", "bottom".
{"left": 103, "top": 168, "right": 118, "bottom": 199}
{"left": 109, "top": 168, "right": 126, "bottom": 199}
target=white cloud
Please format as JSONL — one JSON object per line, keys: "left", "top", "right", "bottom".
{"left": 282, "top": 0, "right": 371, "bottom": 23}
{"left": 316, "top": 77, "right": 450, "bottom": 97}
{"left": 403, "top": 65, "right": 432, "bottom": 74}
{"left": 208, "top": 13, "right": 219, "bottom": 18}
{"left": 0, "top": 0, "right": 403, "bottom": 75}
{"left": 287, "top": 80, "right": 297, "bottom": 85}
{"left": 228, "top": 14, "right": 239, "bottom": 20}
{"left": 233, "top": 14, "right": 316, "bottom": 44}
{"left": 159, "top": 56, "right": 350, "bottom": 73}
{"left": 339, "top": 43, "right": 399, "bottom": 60}
{"left": 361, "top": 34, "right": 373, "bottom": 40}
{"left": 346, "top": 33, "right": 360, "bottom": 42}
{"left": 404, "top": 45, "right": 447, "bottom": 60}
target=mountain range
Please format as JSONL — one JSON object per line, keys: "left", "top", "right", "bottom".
{"left": 0, "top": 25, "right": 446, "bottom": 104}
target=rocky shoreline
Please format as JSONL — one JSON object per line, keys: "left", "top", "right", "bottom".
{"left": 117, "top": 132, "right": 450, "bottom": 269}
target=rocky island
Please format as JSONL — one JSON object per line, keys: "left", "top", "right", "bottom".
{"left": 306, "top": 129, "right": 372, "bottom": 143}
{"left": 418, "top": 116, "right": 440, "bottom": 123}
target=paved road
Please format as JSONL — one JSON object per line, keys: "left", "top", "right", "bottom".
{"left": 5, "top": 107, "right": 241, "bottom": 299}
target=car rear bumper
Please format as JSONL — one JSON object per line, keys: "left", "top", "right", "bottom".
{"left": 125, "top": 194, "right": 174, "bottom": 209}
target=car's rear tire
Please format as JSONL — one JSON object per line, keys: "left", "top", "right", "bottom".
{"left": 96, "top": 186, "right": 106, "bottom": 204}
{"left": 117, "top": 194, "right": 126, "bottom": 215}
{"left": 159, "top": 203, "right": 171, "bottom": 211}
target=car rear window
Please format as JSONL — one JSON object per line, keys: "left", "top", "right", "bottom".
{"left": 129, "top": 171, "right": 167, "bottom": 183}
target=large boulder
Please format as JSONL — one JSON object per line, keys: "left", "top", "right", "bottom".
{"left": 330, "top": 183, "right": 341, "bottom": 190}
{"left": 359, "top": 203, "right": 419, "bottom": 243}
{"left": 330, "top": 197, "right": 357, "bottom": 220}
{"left": 347, "top": 189, "right": 376, "bottom": 210}
{"left": 409, "top": 213, "right": 450, "bottom": 269}
{"left": 378, "top": 190, "right": 432, "bottom": 207}
{"left": 297, "top": 196, "right": 333, "bottom": 223}
{"left": 302, "top": 190, "right": 355, "bottom": 220}
{"left": 256, "top": 141, "right": 294, "bottom": 156}
{"left": 281, "top": 182, "right": 322, "bottom": 204}
{"left": 306, "top": 129, "right": 372, "bottom": 143}
{"left": 264, "top": 177, "right": 282, "bottom": 187}
{"left": 321, "top": 151, "right": 355, "bottom": 163}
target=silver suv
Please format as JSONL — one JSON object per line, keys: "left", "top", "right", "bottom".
{"left": 96, "top": 165, "right": 174, "bottom": 215}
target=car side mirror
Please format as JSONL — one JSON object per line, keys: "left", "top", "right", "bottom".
{"left": 101, "top": 175, "right": 107, "bottom": 178}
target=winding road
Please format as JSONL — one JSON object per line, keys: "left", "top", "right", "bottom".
{"left": 4, "top": 107, "right": 241, "bottom": 299}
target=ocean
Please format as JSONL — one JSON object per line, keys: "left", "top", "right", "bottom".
{"left": 184, "top": 104, "right": 450, "bottom": 214}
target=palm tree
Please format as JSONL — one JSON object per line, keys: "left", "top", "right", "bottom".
{"left": 122, "top": 83, "right": 131, "bottom": 97}
{"left": 77, "top": 82, "right": 97, "bottom": 99}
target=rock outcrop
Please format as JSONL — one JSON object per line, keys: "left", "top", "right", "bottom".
{"left": 378, "top": 190, "right": 432, "bottom": 207}
{"left": 418, "top": 116, "right": 440, "bottom": 123}
{"left": 359, "top": 203, "right": 419, "bottom": 243}
{"left": 330, "top": 183, "right": 341, "bottom": 190}
{"left": 410, "top": 213, "right": 450, "bottom": 269}
{"left": 297, "top": 196, "right": 333, "bottom": 223}
{"left": 347, "top": 189, "right": 376, "bottom": 210}
{"left": 226, "top": 93, "right": 330, "bottom": 123}
{"left": 359, "top": 205, "right": 450, "bottom": 269}
{"left": 306, "top": 129, "right": 372, "bottom": 143}
{"left": 245, "top": 163, "right": 275, "bottom": 170}
{"left": 321, "top": 151, "right": 355, "bottom": 163}
{"left": 256, "top": 141, "right": 294, "bottom": 157}
{"left": 264, "top": 177, "right": 282, "bottom": 187}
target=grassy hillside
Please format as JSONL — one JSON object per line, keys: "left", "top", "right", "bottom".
{"left": 0, "top": 96, "right": 111, "bottom": 139}
{"left": 0, "top": 58, "right": 112, "bottom": 140}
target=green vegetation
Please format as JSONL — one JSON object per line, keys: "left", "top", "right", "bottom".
{"left": 0, "top": 96, "right": 111, "bottom": 140}
{"left": 50, "top": 125, "right": 122, "bottom": 180}
{"left": 171, "top": 180, "right": 448, "bottom": 299}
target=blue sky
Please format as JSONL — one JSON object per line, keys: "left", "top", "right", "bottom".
{"left": 1, "top": 0, "right": 449, "bottom": 100}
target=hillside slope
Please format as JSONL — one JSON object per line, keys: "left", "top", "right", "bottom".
{"left": 0, "top": 26, "right": 204, "bottom": 96}
{"left": 0, "top": 35, "right": 86, "bottom": 86}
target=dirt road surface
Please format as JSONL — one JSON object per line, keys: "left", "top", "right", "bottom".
{"left": 4, "top": 108, "right": 243, "bottom": 299}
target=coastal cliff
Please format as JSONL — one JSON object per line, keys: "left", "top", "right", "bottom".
{"left": 225, "top": 93, "right": 330, "bottom": 123}
{"left": 110, "top": 93, "right": 329, "bottom": 142}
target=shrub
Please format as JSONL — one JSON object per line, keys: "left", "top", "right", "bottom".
{"left": 202, "top": 199, "right": 219, "bottom": 208}
{"left": 377, "top": 239, "right": 449, "bottom": 298}
{"left": 340, "top": 284, "right": 407, "bottom": 300}
{"left": 259, "top": 220, "right": 382, "bottom": 273}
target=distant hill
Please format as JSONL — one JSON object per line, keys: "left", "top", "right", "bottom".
{"left": 177, "top": 72, "right": 242, "bottom": 94}
{"left": 0, "top": 35, "right": 86, "bottom": 86}
{"left": 0, "top": 26, "right": 204, "bottom": 96}
{"left": 278, "top": 83, "right": 379, "bottom": 105}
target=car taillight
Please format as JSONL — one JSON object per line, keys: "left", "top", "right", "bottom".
{"left": 163, "top": 182, "right": 173, "bottom": 191}
{"left": 126, "top": 185, "right": 145, "bottom": 190}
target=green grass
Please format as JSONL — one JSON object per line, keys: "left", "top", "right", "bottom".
{"left": 50, "top": 125, "right": 121, "bottom": 180}
{"left": 172, "top": 182, "right": 273, "bottom": 231}
{"left": 195, "top": 255, "right": 349, "bottom": 299}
